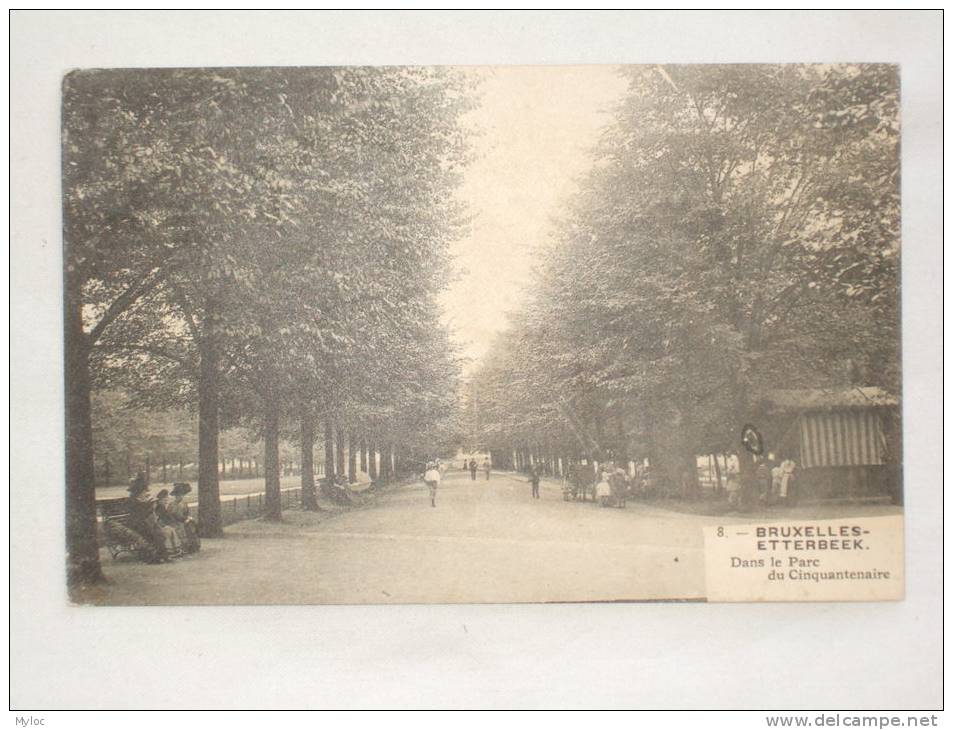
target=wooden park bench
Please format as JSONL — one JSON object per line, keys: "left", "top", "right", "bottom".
{"left": 326, "top": 482, "right": 357, "bottom": 505}
{"left": 323, "top": 476, "right": 376, "bottom": 506}
{"left": 98, "top": 497, "right": 153, "bottom": 560}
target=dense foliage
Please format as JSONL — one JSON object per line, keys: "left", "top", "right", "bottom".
{"left": 64, "top": 67, "right": 473, "bottom": 586}
{"left": 469, "top": 65, "right": 900, "bottom": 487}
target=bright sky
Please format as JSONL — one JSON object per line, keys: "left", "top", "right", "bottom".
{"left": 439, "top": 66, "right": 628, "bottom": 373}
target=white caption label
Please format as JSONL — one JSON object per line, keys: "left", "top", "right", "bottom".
{"left": 704, "top": 515, "right": 904, "bottom": 602}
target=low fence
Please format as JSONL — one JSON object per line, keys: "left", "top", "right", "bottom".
{"left": 96, "top": 486, "right": 305, "bottom": 534}
{"left": 218, "top": 487, "right": 302, "bottom": 526}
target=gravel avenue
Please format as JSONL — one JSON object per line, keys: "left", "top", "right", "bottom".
{"left": 83, "top": 470, "right": 899, "bottom": 605}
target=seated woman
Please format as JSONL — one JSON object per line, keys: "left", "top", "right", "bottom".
{"left": 166, "top": 483, "right": 201, "bottom": 553}
{"left": 126, "top": 476, "right": 174, "bottom": 563}
{"left": 154, "top": 489, "right": 185, "bottom": 557}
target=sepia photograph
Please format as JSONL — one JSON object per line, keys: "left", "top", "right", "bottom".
{"left": 11, "top": 9, "right": 943, "bottom": 713}
{"left": 63, "top": 62, "right": 903, "bottom": 606}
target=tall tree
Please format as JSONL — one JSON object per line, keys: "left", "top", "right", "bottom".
{"left": 472, "top": 64, "right": 899, "bottom": 488}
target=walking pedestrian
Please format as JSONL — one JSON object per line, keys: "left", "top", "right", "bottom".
{"left": 482, "top": 457, "right": 491, "bottom": 480}
{"left": 529, "top": 462, "right": 541, "bottom": 499}
{"left": 469, "top": 458, "right": 478, "bottom": 481}
{"left": 424, "top": 461, "right": 441, "bottom": 507}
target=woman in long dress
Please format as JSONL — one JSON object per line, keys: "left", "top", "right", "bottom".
{"left": 779, "top": 458, "right": 797, "bottom": 502}
{"left": 127, "top": 477, "right": 175, "bottom": 562}
{"left": 154, "top": 489, "right": 183, "bottom": 557}
{"left": 167, "top": 482, "right": 201, "bottom": 553}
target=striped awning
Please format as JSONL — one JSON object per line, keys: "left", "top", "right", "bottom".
{"left": 798, "top": 411, "right": 885, "bottom": 468}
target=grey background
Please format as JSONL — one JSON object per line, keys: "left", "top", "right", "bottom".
{"left": 10, "top": 10, "right": 942, "bottom": 709}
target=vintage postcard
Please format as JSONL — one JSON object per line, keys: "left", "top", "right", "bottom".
{"left": 63, "top": 64, "right": 902, "bottom": 605}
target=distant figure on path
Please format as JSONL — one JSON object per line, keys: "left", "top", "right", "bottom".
{"left": 424, "top": 461, "right": 441, "bottom": 507}
{"left": 529, "top": 462, "right": 542, "bottom": 499}
{"left": 482, "top": 457, "right": 491, "bottom": 480}
{"left": 469, "top": 459, "right": 478, "bottom": 481}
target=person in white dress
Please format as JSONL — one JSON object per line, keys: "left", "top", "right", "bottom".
{"left": 424, "top": 461, "right": 441, "bottom": 507}
{"left": 779, "top": 457, "right": 797, "bottom": 501}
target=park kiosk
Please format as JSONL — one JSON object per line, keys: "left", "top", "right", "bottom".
{"left": 754, "top": 387, "right": 901, "bottom": 503}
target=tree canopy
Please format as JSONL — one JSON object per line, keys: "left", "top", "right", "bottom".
{"left": 64, "top": 66, "right": 474, "bottom": 587}
{"left": 469, "top": 64, "right": 900, "bottom": 485}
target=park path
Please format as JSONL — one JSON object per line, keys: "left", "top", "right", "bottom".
{"left": 86, "top": 469, "right": 741, "bottom": 605}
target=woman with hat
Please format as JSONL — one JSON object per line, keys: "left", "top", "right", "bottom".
{"left": 126, "top": 475, "right": 172, "bottom": 563}
{"left": 167, "top": 483, "right": 201, "bottom": 553}
{"left": 154, "top": 489, "right": 184, "bottom": 558}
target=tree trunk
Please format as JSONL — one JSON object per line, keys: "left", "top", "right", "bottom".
{"left": 324, "top": 420, "right": 335, "bottom": 490}
{"left": 348, "top": 431, "right": 357, "bottom": 483}
{"left": 594, "top": 411, "right": 607, "bottom": 460}
{"left": 728, "top": 369, "right": 757, "bottom": 506}
{"left": 712, "top": 452, "right": 724, "bottom": 495}
{"left": 197, "top": 301, "right": 224, "bottom": 538}
{"left": 683, "top": 452, "right": 700, "bottom": 500}
{"left": 380, "top": 443, "right": 391, "bottom": 482}
{"left": 65, "top": 291, "right": 103, "bottom": 589}
{"left": 360, "top": 436, "right": 368, "bottom": 473}
{"left": 335, "top": 427, "right": 346, "bottom": 479}
{"left": 300, "top": 405, "right": 319, "bottom": 510}
{"left": 614, "top": 411, "right": 628, "bottom": 463}
{"left": 368, "top": 441, "right": 378, "bottom": 481}
{"left": 263, "top": 397, "right": 281, "bottom": 521}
